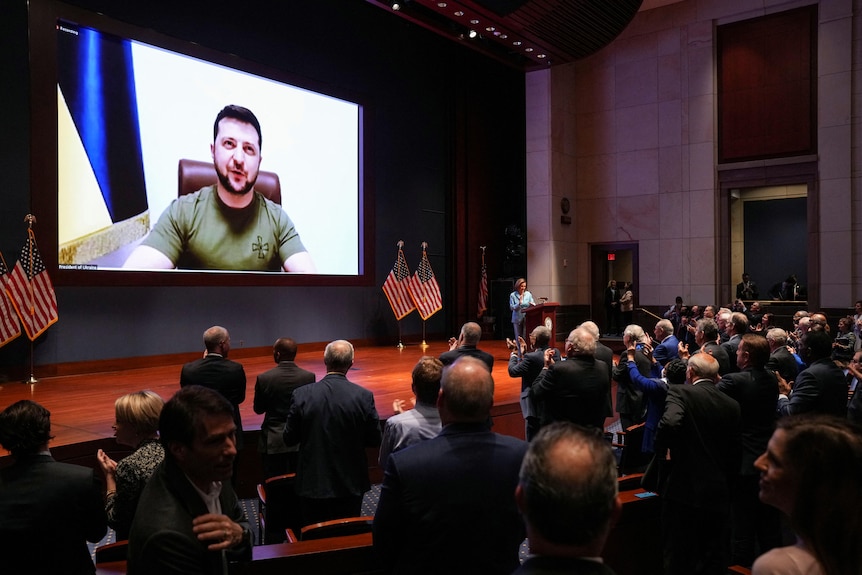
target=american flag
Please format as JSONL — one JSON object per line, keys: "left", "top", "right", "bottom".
{"left": 6, "top": 230, "right": 59, "bottom": 340}
{"left": 477, "top": 261, "right": 488, "bottom": 318}
{"left": 382, "top": 246, "right": 415, "bottom": 320}
{"left": 0, "top": 256, "right": 21, "bottom": 348}
{"left": 409, "top": 246, "right": 442, "bottom": 321}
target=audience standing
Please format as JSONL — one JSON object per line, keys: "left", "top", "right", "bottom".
{"left": 716, "top": 335, "right": 781, "bottom": 566}
{"left": 652, "top": 319, "right": 680, "bottom": 367}
{"left": 764, "top": 328, "right": 799, "bottom": 384}
{"left": 530, "top": 327, "right": 610, "bottom": 431}
{"left": 612, "top": 324, "right": 651, "bottom": 431}
{"left": 0, "top": 400, "right": 107, "bottom": 575}
{"left": 654, "top": 353, "right": 742, "bottom": 575}
{"left": 439, "top": 321, "right": 495, "bottom": 370}
{"left": 128, "top": 386, "right": 252, "bottom": 575}
{"left": 252, "top": 337, "right": 315, "bottom": 478}
{"left": 378, "top": 356, "right": 443, "bottom": 470}
{"left": 777, "top": 330, "right": 847, "bottom": 417}
{"left": 96, "top": 390, "right": 166, "bottom": 540}
{"left": 373, "top": 357, "right": 528, "bottom": 574}
{"left": 514, "top": 422, "right": 621, "bottom": 575}
{"left": 753, "top": 415, "right": 862, "bottom": 575}
{"left": 508, "top": 325, "right": 559, "bottom": 440}
{"left": 284, "top": 339, "right": 381, "bottom": 526}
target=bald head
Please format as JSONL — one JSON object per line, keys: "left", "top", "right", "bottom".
{"left": 439, "top": 357, "right": 494, "bottom": 423}
{"left": 460, "top": 322, "right": 482, "bottom": 345}
{"left": 687, "top": 352, "right": 719, "bottom": 382}
{"left": 203, "top": 325, "right": 230, "bottom": 354}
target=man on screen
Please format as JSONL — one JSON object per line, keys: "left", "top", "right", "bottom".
{"left": 123, "top": 104, "right": 316, "bottom": 272}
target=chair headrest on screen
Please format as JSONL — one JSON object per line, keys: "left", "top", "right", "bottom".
{"left": 177, "top": 158, "right": 282, "bottom": 205}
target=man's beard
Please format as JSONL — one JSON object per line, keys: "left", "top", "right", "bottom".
{"left": 217, "top": 167, "right": 257, "bottom": 197}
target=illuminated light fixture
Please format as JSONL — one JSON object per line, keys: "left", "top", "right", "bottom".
{"left": 485, "top": 26, "right": 495, "bottom": 32}
{"left": 437, "top": 2, "right": 447, "bottom": 6}
{"left": 537, "top": 54, "right": 547, "bottom": 58}
{"left": 513, "top": 40, "right": 522, "bottom": 46}
{"left": 470, "top": 19, "right": 479, "bottom": 24}
{"left": 525, "top": 47, "right": 534, "bottom": 52}
{"left": 454, "top": 10, "right": 464, "bottom": 16}
{"left": 391, "top": 1, "right": 401, "bottom": 10}
{"left": 468, "top": 29, "right": 478, "bottom": 39}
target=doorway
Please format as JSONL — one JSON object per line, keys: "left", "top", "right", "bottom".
{"left": 590, "top": 242, "right": 639, "bottom": 334}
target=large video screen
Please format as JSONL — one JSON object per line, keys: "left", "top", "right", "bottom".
{"left": 29, "top": 1, "right": 370, "bottom": 285}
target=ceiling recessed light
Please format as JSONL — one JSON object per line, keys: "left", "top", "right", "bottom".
{"left": 470, "top": 19, "right": 479, "bottom": 25}
{"left": 525, "top": 47, "right": 534, "bottom": 52}
{"left": 437, "top": 2, "right": 447, "bottom": 7}
{"left": 454, "top": 10, "right": 464, "bottom": 16}
{"left": 468, "top": 29, "right": 478, "bottom": 39}
{"left": 537, "top": 54, "right": 547, "bottom": 58}
{"left": 485, "top": 26, "right": 495, "bottom": 32}
{"left": 513, "top": 41, "right": 522, "bottom": 46}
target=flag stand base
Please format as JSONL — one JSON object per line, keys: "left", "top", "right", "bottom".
{"left": 24, "top": 375, "right": 38, "bottom": 385}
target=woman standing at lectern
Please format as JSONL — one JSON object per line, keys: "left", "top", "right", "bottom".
{"left": 509, "top": 278, "right": 536, "bottom": 355}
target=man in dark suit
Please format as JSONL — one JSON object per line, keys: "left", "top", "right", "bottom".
{"left": 654, "top": 353, "right": 742, "bottom": 575}
{"left": 253, "top": 337, "right": 316, "bottom": 478}
{"left": 764, "top": 328, "right": 798, "bottom": 383}
{"left": 720, "top": 312, "right": 749, "bottom": 374}
{"left": 284, "top": 339, "right": 381, "bottom": 526}
{"left": 716, "top": 334, "right": 781, "bottom": 567}
{"left": 612, "top": 324, "right": 651, "bottom": 431}
{"left": 439, "top": 321, "right": 494, "bottom": 370}
{"left": 514, "top": 422, "right": 621, "bottom": 575}
{"left": 581, "top": 320, "right": 615, "bottom": 419}
{"left": 778, "top": 329, "right": 848, "bottom": 417}
{"left": 689, "top": 318, "right": 731, "bottom": 376}
{"left": 652, "top": 319, "right": 680, "bottom": 367}
{"left": 603, "top": 280, "right": 621, "bottom": 336}
{"left": 736, "top": 272, "right": 758, "bottom": 300}
{"left": 128, "top": 386, "right": 252, "bottom": 575}
{"left": 373, "top": 357, "right": 528, "bottom": 574}
{"left": 531, "top": 327, "right": 610, "bottom": 431}
{"left": 180, "top": 325, "right": 247, "bottom": 451}
{"left": 0, "top": 400, "right": 107, "bottom": 575}
{"left": 508, "top": 325, "right": 558, "bottom": 440}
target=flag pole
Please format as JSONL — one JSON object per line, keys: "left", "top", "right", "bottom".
{"left": 397, "top": 319, "right": 404, "bottom": 349}
{"left": 421, "top": 320, "right": 428, "bottom": 348}
{"left": 24, "top": 214, "right": 38, "bottom": 385}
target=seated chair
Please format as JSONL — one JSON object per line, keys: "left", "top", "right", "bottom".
{"left": 257, "top": 473, "right": 300, "bottom": 544}
{"left": 615, "top": 422, "right": 651, "bottom": 476}
{"left": 94, "top": 539, "right": 128, "bottom": 563}
{"left": 178, "top": 158, "right": 282, "bottom": 204}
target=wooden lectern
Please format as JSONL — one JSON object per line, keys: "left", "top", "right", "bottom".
{"left": 525, "top": 302, "right": 560, "bottom": 344}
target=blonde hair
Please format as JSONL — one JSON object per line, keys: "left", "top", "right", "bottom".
{"left": 115, "top": 390, "right": 164, "bottom": 436}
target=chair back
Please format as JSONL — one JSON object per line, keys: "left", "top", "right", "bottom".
{"left": 300, "top": 516, "right": 375, "bottom": 541}
{"left": 178, "top": 158, "right": 282, "bottom": 204}
{"left": 257, "top": 473, "right": 300, "bottom": 544}
{"left": 94, "top": 539, "right": 128, "bottom": 563}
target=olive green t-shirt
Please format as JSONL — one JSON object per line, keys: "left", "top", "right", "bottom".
{"left": 142, "top": 186, "right": 306, "bottom": 271}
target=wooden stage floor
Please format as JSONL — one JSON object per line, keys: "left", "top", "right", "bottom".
{"left": 0, "top": 340, "right": 572, "bottom": 449}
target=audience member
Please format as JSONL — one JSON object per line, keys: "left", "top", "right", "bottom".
{"left": 128, "top": 386, "right": 252, "bottom": 574}
{"left": 252, "top": 337, "right": 315, "bottom": 478}
{"left": 0, "top": 400, "right": 107, "bottom": 575}
{"left": 612, "top": 324, "right": 651, "bottom": 431}
{"left": 652, "top": 319, "right": 680, "bottom": 367}
{"left": 603, "top": 280, "right": 622, "bottom": 336}
{"left": 682, "top": 318, "right": 731, "bottom": 376}
{"left": 664, "top": 296, "right": 684, "bottom": 329}
{"left": 508, "top": 325, "right": 559, "bottom": 440}
{"left": 514, "top": 422, "right": 621, "bottom": 575}
{"left": 284, "top": 339, "right": 381, "bottom": 525}
{"left": 530, "top": 327, "right": 610, "bottom": 431}
{"left": 624, "top": 347, "right": 687, "bottom": 453}
{"left": 745, "top": 301, "right": 764, "bottom": 329}
{"left": 619, "top": 281, "right": 634, "bottom": 328}
{"left": 373, "top": 357, "right": 528, "bottom": 574}
{"left": 654, "top": 353, "right": 742, "bottom": 575}
{"left": 847, "top": 350, "right": 862, "bottom": 425}
{"left": 753, "top": 415, "right": 862, "bottom": 575}
{"left": 180, "top": 325, "right": 247, "bottom": 454}
{"left": 831, "top": 316, "right": 855, "bottom": 364}
{"left": 853, "top": 300, "right": 862, "bottom": 352}
{"left": 96, "top": 390, "right": 166, "bottom": 540}
{"left": 439, "top": 321, "right": 494, "bottom": 370}
{"left": 716, "top": 335, "right": 781, "bottom": 566}
{"left": 581, "top": 320, "right": 615, "bottom": 420}
{"left": 764, "top": 328, "right": 799, "bottom": 383}
{"left": 378, "top": 356, "right": 443, "bottom": 470}
{"left": 777, "top": 330, "right": 847, "bottom": 417}
{"left": 721, "top": 312, "right": 749, "bottom": 373}
{"left": 737, "top": 272, "right": 759, "bottom": 300}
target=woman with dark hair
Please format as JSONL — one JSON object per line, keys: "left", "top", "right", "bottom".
{"left": 753, "top": 415, "right": 862, "bottom": 575}
{"left": 96, "top": 390, "right": 165, "bottom": 540}
{"left": 509, "top": 277, "right": 536, "bottom": 354}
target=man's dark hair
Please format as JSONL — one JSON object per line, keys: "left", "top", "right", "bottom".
{"left": 664, "top": 358, "right": 687, "bottom": 385}
{"left": 412, "top": 356, "right": 444, "bottom": 404}
{"left": 0, "top": 400, "right": 53, "bottom": 458}
{"left": 730, "top": 312, "right": 750, "bottom": 335}
{"left": 519, "top": 422, "right": 618, "bottom": 546}
{"left": 214, "top": 104, "right": 262, "bottom": 150}
{"left": 274, "top": 337, "right": 298, "bottom": 361}
{"left": 697, "top": 318, "right": 719, "bottom": 342}
{"left": 801, "top": 329, "right": 833, "bottom": 362}
{"left": 160, "top": 386, "right": 235, "bottom": 452}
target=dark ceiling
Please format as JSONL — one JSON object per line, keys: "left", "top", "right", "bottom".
{"left": 364, "top": 0, "right": 644, "bottom": 70}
